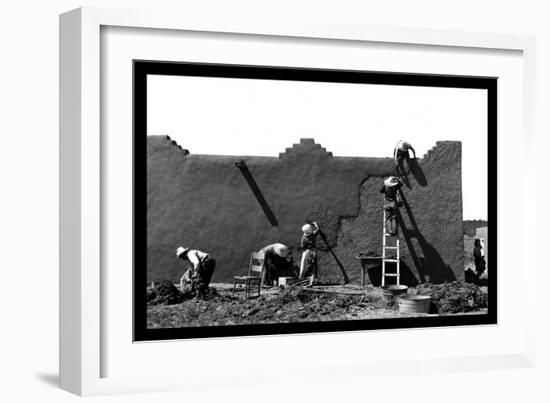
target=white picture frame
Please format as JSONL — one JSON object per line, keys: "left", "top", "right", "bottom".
{"left": 59, "top": 6, "right": 537, "bottom": 396}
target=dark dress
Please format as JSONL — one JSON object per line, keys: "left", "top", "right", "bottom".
{"left": 380, "top": 183, "right": 403, "bottom": 235}
{"left": 262, "top": 252, "right": 294, "bottom": 285}
{"left": 473, "top": 246, "right": 486, "bottom": 276}
{"left": 195, "top": 256, "right": 216, "bottom": 297}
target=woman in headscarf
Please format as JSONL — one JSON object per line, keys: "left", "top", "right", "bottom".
{"left": 299, "top": 221, "right": 319, "bottom": 280}
{"left": 176, "top": 246, "right": 216, "bottom": 299}
{"left": 473, "top": 239, "right": 486, "bottom": 277}
{"left": 393, "top": 140, "right": 416, "bottom": 168}
{"left": 258, "top": 243, "right": 294, "bottom": 286}
{"left": 380, "top": 176, "right": 403, "bottom": 236}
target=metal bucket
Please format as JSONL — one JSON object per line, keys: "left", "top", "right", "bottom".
{"left": 381, "top": 285, "right": 408, "bottom": 306}
{"left": 398, "top": 295, "right": 432, "bottom": 313}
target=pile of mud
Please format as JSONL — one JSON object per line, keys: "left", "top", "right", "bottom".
{"left": 409, "top": 281, "right": 487, "bottom": 313}
{"left": 149, "top": 287, "right": 366, "bottom": 327}
{"left": 464, "top": 268, "right": 489, "bottom": 286}
{"left": 147, "top": 280, "right": 188, "bottom": 305}
{"left": 147, "top": 281, "right": 220, "bottom": 305}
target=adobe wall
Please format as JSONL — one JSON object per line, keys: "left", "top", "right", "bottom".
{"left": 146, "top": 136, "right": 464, "bottom": 285}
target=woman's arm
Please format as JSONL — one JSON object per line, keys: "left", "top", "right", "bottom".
{"left": 311, "top": 221, "right": 319, "bottom": 234}
{"left": 179, "top": 268, "right": 193, "bottom": 290}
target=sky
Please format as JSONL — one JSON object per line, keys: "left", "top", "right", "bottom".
{"left": 147, "top": 75, "right": 488, "bottom": 220}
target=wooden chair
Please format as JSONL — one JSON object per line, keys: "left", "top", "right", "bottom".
{"left": 232, "top": 252, "right": 265, "bottom": 299}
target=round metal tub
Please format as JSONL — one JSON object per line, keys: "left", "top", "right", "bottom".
{"left": 398, "top": 295, "right": 432, "bottom": 313}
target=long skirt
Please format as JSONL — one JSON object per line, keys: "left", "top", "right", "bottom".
{"left": 383, "top": 202, "right": 399, "bottom": 236}
{"left": 299, "top": 249, "right": 317, "bottom": 279}
{"left": 195, "top": 258, "right": 216, "bottom": 295}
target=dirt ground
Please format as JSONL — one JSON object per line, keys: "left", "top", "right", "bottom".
{"left": 147, "top": 282, "right": 488, "bottom": 329}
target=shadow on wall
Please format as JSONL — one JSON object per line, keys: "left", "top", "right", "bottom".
{"left": 365, "top": 261, "right": 419, "bottom": 287}
{"left": 397, "top": 189, "right": 456, "bottom": 284}
{"left": 408, "top": 158, "right": 428, "bottom": 187}
{"left": 396, "top": 157, "right": 428, "bottom": 188}
{"left": 235, "top": 160, "right": 279, "bottom": 227}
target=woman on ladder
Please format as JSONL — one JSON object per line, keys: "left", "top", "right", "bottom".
{"left": 380, "top": 176, "right": 403, "bottom": 236}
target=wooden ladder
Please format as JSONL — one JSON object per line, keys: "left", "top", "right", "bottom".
{"left": 382, "top": 207, "right": 400, "bottom": 286}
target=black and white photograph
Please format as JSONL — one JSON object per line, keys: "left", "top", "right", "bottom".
{"left": 134, "top": 61, "right": 496, "bottom": 340}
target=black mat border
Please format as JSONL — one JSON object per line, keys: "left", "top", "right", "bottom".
{"left": 133, "top": 60, "right": 497, "bottom": 342}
